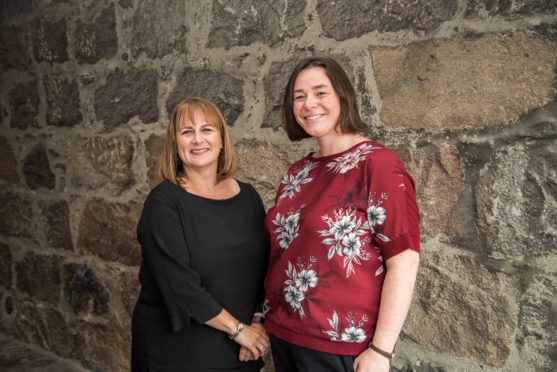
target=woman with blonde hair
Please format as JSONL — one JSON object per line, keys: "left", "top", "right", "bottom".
{"left": 132, "top": 97, "right": 269, "bottom": 371}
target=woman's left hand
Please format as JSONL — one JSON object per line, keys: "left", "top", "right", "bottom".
{"left": 353, "top": 348, "right": 390, "bottom": 372}
{"left": 238, "top": 323, "right": 267, "bottom": 361}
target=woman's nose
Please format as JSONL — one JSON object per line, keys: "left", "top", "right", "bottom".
{"left": 304, "top": 95, "right": 317, "bottom": 108}
{"left": 192, "top": 130, "right": 202, "bottom": 143}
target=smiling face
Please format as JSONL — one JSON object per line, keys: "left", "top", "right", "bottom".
{"left": 292, "top": 66, "right": 342, "bottom": 141}
{"left": 176, "top": 110, "right": 223, "bottom": 174}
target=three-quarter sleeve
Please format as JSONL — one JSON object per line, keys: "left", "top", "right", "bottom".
{"left": 366, "top": 149, "right": 420, "bottom": 260}
{"left": 137, "top": 189, "right": 222, "bottom": 332}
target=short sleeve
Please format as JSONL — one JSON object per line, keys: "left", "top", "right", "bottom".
{"left": 137, "top": 188, "right": 222, "bottom": 331}
{"left": 366, "top": 149, "right": 420, "bottom": 260}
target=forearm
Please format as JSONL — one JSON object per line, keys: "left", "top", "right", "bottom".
{"left": 205, "top": 308, "right": 239, "bottom": 336}
{"left": 372, "top": 249, "right": 420, "bottom": 352}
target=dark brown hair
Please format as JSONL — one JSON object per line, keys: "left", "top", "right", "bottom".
{"left": 159, "top": 97, "right": 236, "bottom": 184}
{"left": 282, "top": 56, "right": 368, "bottom": 141}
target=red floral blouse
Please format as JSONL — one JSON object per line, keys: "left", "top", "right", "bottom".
{"left": 263, "top": 140, "right": 420, "bottom": 355}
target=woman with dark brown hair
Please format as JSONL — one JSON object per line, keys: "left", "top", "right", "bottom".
{"left": 132, "top": 97, "right": 269, "bottom": 371}
{"left": 263, "top": 57, "right": 421, "bottom": 372}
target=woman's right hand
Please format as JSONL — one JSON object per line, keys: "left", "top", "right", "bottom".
{"left": 234, "top": 322, "right": 269, "bottom": 360}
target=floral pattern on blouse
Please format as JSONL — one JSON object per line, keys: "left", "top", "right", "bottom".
{"left": 326, "top": 142, "right": 376, "bottom": 174}
{"left": 283, "top": 256, "right": 319, "bottom": 318}
{"left": 272, "top": 208, "right": 302, "bottom": 250}
{"left": 321, "top": 310, "right": 369, "bottom": 343}
{"left": 319, "top": 208, "right": 372, "bottom": 277}
{"left": 277, "top": 160, "right": 318, "bottom": 204}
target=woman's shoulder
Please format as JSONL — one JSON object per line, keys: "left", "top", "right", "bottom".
{"left": 366, "top": 140, "right": 403, "bottom": 163}
{"left": 145, "top": 180, "right": 180, "bottom": 203}
{"left": 236, "top": 179, "right": 259, "bottom": 197}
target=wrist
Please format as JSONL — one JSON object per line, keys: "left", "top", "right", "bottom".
{"left": 368, "top": 342, "right": 395, "bottom": 361}
{"left": 228, "top": 321, "right": 245, "bottom": 339}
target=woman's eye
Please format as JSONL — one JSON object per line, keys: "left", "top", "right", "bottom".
{"left": 294, "top": 95, "right": 305, "bottom": 101}
{"left": 202, "top": 127, "right": 214, "bottom": 132}
{"left": 316, "top": 91, "right": 327, "bottom": 96}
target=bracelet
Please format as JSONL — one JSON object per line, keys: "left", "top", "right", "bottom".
{"left": 251, "top": 315, "right": 265, "bottom": 324}
{"left": 228, "top": 321, "right": 244, "bottom": 339}
{"left": 368, "top": 342, "right": 395, "bottom": 360}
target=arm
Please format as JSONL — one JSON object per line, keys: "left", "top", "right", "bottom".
{"left": 138, "top": 191, "right": 222, "bottom": 330}
{"left": 353, "top": 249, "right": 420, "bottom": 372}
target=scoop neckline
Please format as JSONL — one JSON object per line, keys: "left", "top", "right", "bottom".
{"left": 169, "top": 179, "right": 243, "bottom": 203}
{"left": 308, "top": 140, "right": 372, "bottom": 161}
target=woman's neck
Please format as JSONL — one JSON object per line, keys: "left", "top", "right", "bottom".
{"left": 314, "top": 133, "right": 367, "bottom": 157}
{"left": 179, "top": 168, "right": 238, "bottom": 200}
{"left": 180, "top": 167, "right": 218, "bottom": 191}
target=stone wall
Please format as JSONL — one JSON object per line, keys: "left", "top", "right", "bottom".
{"left": 0, "top": 0, "right": 556, "bottom": 371}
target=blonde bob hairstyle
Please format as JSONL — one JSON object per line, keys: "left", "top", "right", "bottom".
{"left": 159, "top": 97, "right": 237, "bottom": 184}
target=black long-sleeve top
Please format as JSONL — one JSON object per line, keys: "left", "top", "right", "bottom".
{"left": 131, "top": 180, "right": 268, "bottom": 371}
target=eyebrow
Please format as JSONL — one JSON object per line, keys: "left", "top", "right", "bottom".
{"left": 294, "top": 84, "right": 329, "bottom": 93}
{"left": 179, "top": 123, "right": 213, "bottom": 129}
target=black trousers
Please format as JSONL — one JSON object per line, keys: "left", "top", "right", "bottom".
{"left": 270, "top": 335, "right": 355, "bottom": 372}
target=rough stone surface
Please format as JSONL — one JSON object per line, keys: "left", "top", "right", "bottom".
{"left": 0, "top": 192, "right": 33, "bottom": 239}
{"left": 0, "top": 243, "right": 12, "bottom": 289}
{"left": 13, "top": 303, "right": 79, "bottom": 360}
{"left": 117, "top": 268, "right": 140, "bottom": 317}
{"left": 38, "top": 200, "right": 73, "bottom": 251}
{"left": 15, "top": 253, "right": 61, "bottom": 305}
{"left": 44, "top": 75, "right": 82, "bottom": 127}
{"left": 167, "top": 68, "right": 244, "bottom": 126}
{"left": 94, "top": 68, "right": 158, "bottom": 128}
{"left": 406, "top": 251, "right": 520, "bottom": 367}
{"left": 236, "top": 139, "right": 291, "bottom": 208}
{"left": 74, "top": 321, "right": 128, "bottom": 372}
{"left": 533, "top": 22, "right": 557, "bottom": 43}
{"left": 119, "top": 0, "right": 132, "bottom": 9}
{"left": 9, "top": 80, "right": 39, "bottom": 129}
{"left": 263, "top": 59, "right": 297, "bottom": 131}
{"left": 131, "top": 0, "right": 186, "bottom": 58}
{"left": 0, "top": 332, "right": 86, "bottom": 371}
{"left": 0, "top": 0, "right": 35, "bottom": 21}
{"left": 466, "top": 0, "right": 557, "bottom": 18}
{"left": 75, "top": 5, "right": 117, "bottom": 64}
{"left": 372, "top": 32, "right": 557, "bottom": 129}
{"left": 396, "top": 144, "right": 462, "bottom": 237}
{"left": 31, "top": 19, "right": 69, "bottom": 63}
{"left": 77, "top": 198, "right": 141, "bottom": 266}
{"left": 64, "top": 263, "right": 109, "bottom": 316}
{"left": 515, "top": 274, "right": 557, "bottom": 371}
{"left": 443, "top": 141, "right": 493, "bottom": 250}
{"left": 208, "top": 0, "right": 305, "bottom": 48}
{"left": 0, "top": 26, "right": 31, "bottom": 71}
{"left": 144, "top": 134, "right": 163, "bottom": 189}
{"left": 317, "top": 0, "right": 458, "bottom": 40}
{"left": 0, "top": 136, "right": 20, "bottom": 184}
{"left": 23, "top": 143, "right": 55, "bottom": 190}
{"left": 476, "top": 141, "right": 557, "bottom": 259}
{"left": 70, "top": 135, "right": 134, "bottom": 194}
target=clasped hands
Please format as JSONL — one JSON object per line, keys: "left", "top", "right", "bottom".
{"left": 235, "top": 322, "right": 269, "bottom": 362}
